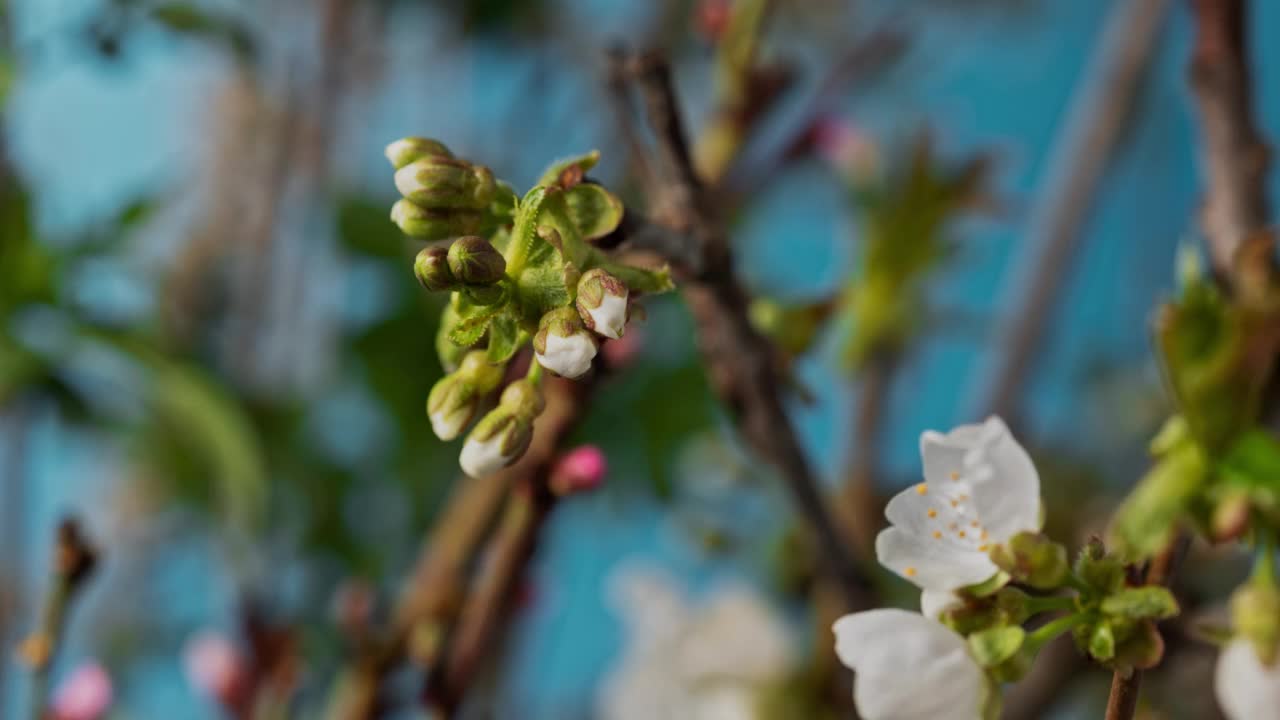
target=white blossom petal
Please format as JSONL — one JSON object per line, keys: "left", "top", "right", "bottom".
{"left": 920, "top": 589, "right": 962, "bottom": 620}
{"left": 833, "top": 609, "right": 985, "bottom": 720}
{"left": 430, "top": 405, "right": 472, "bottom": 441}
{"left": 875, "top": 526, "right": 999, "bottom": 591}
{"left": 459, "top": 433, "right": 514, "bottom": 477}
{"left": 536, "top": 332, "right": 598, "bottom": 378}
{"left": 587, "top": 292, "right": 629, "bottom": 340}
{"left": 920, "top": 417, "right": 1040, "bottom": 541}
{"left": 1216, "top": 639, "right": 1280, "bottom": 720}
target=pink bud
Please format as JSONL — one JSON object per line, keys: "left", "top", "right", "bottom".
{"left": 601, "top": 327, "right": 645, "bottom": 368}
{"left": 182, "top": 630, "right": 246, "bottom": 706}
{"left": 51, "top": 663, "right": 113, "bottom": 720}
{"left": 810, "top": 116, "right": 877, "bottom": 179}
{"left": 550, "top": 445, "right": 607, "bottom": 496}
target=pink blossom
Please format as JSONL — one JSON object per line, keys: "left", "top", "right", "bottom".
{"left": 551, "top": 445, "right": 608, "bottom": 496}
{"left": 810, "top": 116, "right": 877, "bottom": 179}
{"left": 50, "top": 662, "right": 113, "bottom": 720}
{"left": 182, "top": 630, "right": 246, "bottom": 706}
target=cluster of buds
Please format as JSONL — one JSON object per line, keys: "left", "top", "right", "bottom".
{"left": 385, "top": 137, "right": 670, "bottom": 476}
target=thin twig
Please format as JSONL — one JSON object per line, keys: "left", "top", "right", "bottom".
{"left": 976, "top": 0, "right": 1172, "bottom": 420}
{"left": 619, "top": 50, "right": 873, "bottom": 610}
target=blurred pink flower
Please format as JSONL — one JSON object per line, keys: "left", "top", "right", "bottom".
{"left": 602, "top": 327, "right": 645, "bottom": 368}
{"left": 183, "top": 630, "right": 246, "bottom": 706}
{"left": 50, "top": 662, "right": 113, "bottom": 720}
{"left": 696, "top": 0, "right": 732, "bottom": 42}
{"left": 810, "top": 116, "right": 878, "bottom": 180}
{"left": 551, "top": 445, "right": 608, "bottom": 496}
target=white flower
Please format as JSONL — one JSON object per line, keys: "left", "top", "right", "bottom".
{"left": 460, "top": 432, "right": 516, "bottom": 477}
{"left": 833, "top": 609, "right": 986, "bottom": 720}
{"left": 430, "top": 404, "right": 472, "bottom": 441}
{"left": 585, "top": 291, "right": 628, "bottom": 339}
{"left": 536, "top": 331, "right": 598, "bottom": 378}
{"left": 920, "top": 589, "right": 963, "bottom": 620}
{"left": 875, "top": 416, "right": 1040, "bottom": 591}
{"left": 577, "top": 268, "right": 630, "bottom": 339}
{"left": 599, "top": 564, "right": 794, "bottom": 720}
{"left": 1216, "top": 638, "right": 1280, "bottom": 720}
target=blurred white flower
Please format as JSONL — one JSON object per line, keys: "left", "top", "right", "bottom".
{"left": 1216, "top": 638, "right": 1280, "bottom": 720}
{"left": 833, "top": 609, "right": 985, "bottom": 720}
{"left": 876, "top": 416, "right": 1041, "bottom": 592}
{"left": 599, "top": 564, "right": 794, "bottom": 720}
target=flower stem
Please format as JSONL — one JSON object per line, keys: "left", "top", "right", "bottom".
{"left": 525, "top": 358, "right": 544, "bottom": 386}
{"left": 1024, "top": 612, "right": 1087, "bottom": 653}
{"left": 1024, "top": 594, "right": 1077, "bottom": 615}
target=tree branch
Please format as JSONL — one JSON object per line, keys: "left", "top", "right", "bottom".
{"left": 616, "top": 50, "right": 873, "bottom": 610}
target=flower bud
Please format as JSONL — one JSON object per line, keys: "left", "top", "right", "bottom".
{"left": 533, "top": 307, "right": 598, "bottom": 379}
{"left": 447, "top": 236, "right": 507, "bottom": 285}
{"left": 426, "top": 351, "right": 504, "bottom": 441}
{"left": 385, "top": 137, "right": 452, "bottom": 169}
{"left": 394, "top": 156, "right": 496, "bottom": 210}
{"left": 1113, "top": 620, "right": 1165, "bottom": 671}
{"left": 51, "top": 663, "right": 113, "bottom": 720}
{"left": 989, "top": 531, "right": 1068, "bottom": 590}
{"left": 550, "top": 445, "right": 608, "bottom": 496}
{"left": 414, "top": 246, "right": 457, "bottom": 292}
{"left": 1212, "top": 490, "right": 1252, "bottom": 543}
{"left": 183, "top": 631, "right": 247, "bottom": 708}
{"left": 576, "top": 268, "right": 629, "bottom": 339}
{"left": 390, "top": 199, "right": 484, "bottom": 241}
{"left": 1231, "top": 575, "right": 1280, "bottom": 665}
{"left": 459, "top": 379, "right": 545, "bottom": 477}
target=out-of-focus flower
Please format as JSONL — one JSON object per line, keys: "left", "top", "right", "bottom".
{"left": 385, "top": 136, "right": 452, "bottom": 169}
{"left": 599, "top": 564, "right": 794, "bottom": 720}
{"left": 833, "top": 609, "right": 985, "bottom": 720}
{"left": 577, "top": 268, "right": 629, "bottom": 339}
{"left": 876, "top": 416, "right": 1041, "bottom": 592}
{"left": 183, "top": 630, "right": 247, "bottom": 706}
{"left": 550, "top": 445, "right": 608, "bottom": 496}
{"left": 1216, "top": 638, "right": 1280, "bottom": 720}
{"left": 393, "top": 155, "right": 495, "bottom": 211}
{"left": 50, "top": 662, "right": 113, "bottom": 720}
{"left": 811, "top": 116, "right": 878, "bottom": 181}
{"left": 534, "top": 307, "right": 598, "bottom": 379}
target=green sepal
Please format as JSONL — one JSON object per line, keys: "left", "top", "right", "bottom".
{"left": 1088, "top": 621, "right": 1116, "bottom": 662}
{"left": 537, "top": 150, "right": 600, "bottom": 189}
{"left": 967, "top": 626, "right": 1026, "bottom": 669}
{"left": 1100, "top": 587, "right": 1180, "bottom": 621}
{"left": 563, "top": 182, "right": 623, "bottom": 241}
{"left": 963, "top": 571, "right": 1012, "bottom": 598}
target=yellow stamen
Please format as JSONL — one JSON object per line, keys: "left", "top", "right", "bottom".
{"left": 932, "top": 531, "right": 942, "bottom": 539}
{"left": 978, "top": 544, "right": 990, "bottom": 552}
{"left": 905, "top": 567, "right": 917, "bottom": 577}
{"left": 949, "top": 471, "right": 959, "bottom": 481}
{"left": 915, "top": 483, "right": 928, "bottom": 495}
{"left": 927, "top": 509, "right": 938, "bottom": 519}
{"left": 958, "top": 530, "right": 967, "bottom": 538}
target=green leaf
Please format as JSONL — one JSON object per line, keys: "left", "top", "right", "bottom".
{"left": 563, "top": 183, "right": 623, "bottom": 241}
{"left": 149, "top": 4, "right": 257, "bottom": 63}
{"left": 967, "top": 626, "right": 1026, "bottom": 668}
{"left": 1101, "top": 587, "right": 1180, "bottom": 621}
{"left": 486, "top": 314, "right": 522, "bottom": 364}
{"left": 1220, "top": 429, "right": 1280, "bottom": 490}
{"left": 1110, "top": 442, "right": 1208, "bottom": 562}
{"left": 537, "top": 151, "right": 600, "bottom": 188}
{"left": 449, "top": 313, "right": 491, "bottom": 348}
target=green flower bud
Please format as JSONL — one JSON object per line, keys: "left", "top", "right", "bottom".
{"left": 424, "top": 352, "right": 504, "bottom": 442}
{"left": 394, "top": 156, "right": 496, "bottom": 210}
{"left": 414, "top": 246, "right": 457, "bottom": 292}
{"left": 533, "top": 307, "right": 598, "bottom": 379}
{"left": 447, "top": 236, "right": 506, "bottom": 285}
{"left": 1075, "top": 537, "right": 1126, "bottom": 595}
{"left": 576, "top": 268, "right": 629, "bottom": 339}
{"left": 989, "top": 531, "right": 1069, "bottom": 590}
{"left": 1100, "top": 587, "right": 1180, "bottom": 622}
{"left": 458, "top": 379, "right": 545, "bottom": 477}
{"left": 1231, "top": 574, "right": 1280, "bottom": 665}
{"left": 390, "top": 199, "right": 484, "bottom": 241}
{"left": 1113, "top": 620, "right": 1165, "bottom": 671}
{"left": 385, "top": 137, "right": 452, "bottom": 170}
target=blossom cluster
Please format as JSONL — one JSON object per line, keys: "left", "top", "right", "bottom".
{"left": 385, "top": 139, "right": 671, "bottom": 476}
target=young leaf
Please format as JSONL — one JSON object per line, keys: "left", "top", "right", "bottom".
{"left": 486, "top": 314, "right": 522, "bottom": 364}
{"left": 564, "top": 183, "right": 624, "bottom": 241}
{"left": 537, "top": 151, "right": 600, "bottom": 189}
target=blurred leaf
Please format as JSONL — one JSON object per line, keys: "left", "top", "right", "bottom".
{"left": 1110, "top": 439, "right": 1208, "bottom": 562}
{"left": 338, "top": 197, "right": 408, "bottom": 259}
{"left": 149, "top": 3, "right": 257, "bottom": 63}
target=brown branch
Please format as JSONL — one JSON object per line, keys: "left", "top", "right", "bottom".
{"left": 1106, "top": 1, "right": 1273, "bottom": 716}
{"left": 1187, "top": 0, "right": 1271, "bottom": 283}
{"left": 618, "top": 50, "right": 873, "bottom": 610}
{"left": 979, "top": 0, "right": 1172, "bottom": 420}
{"left": 837, "top": 353, "right": 895, "bottom": 558}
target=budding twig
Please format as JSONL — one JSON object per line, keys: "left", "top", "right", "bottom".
{"left": 614, "top": 49, "right": 874, "bottom": 610}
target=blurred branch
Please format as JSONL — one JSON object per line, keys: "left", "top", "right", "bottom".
{"left": 1107, "top": 3, "right": 1273, "bottom": 716}
{"left": 611, "top": 49, "right": 874, "bottom": 610}
{"left": 18, "top": 519, "right": 99, "bottom": 720}
{"left": 0, "top": 404, "right": 32, "bottom": 705}
{"left": 977, "top": 0, "right": 1172, "bottom": 420}
{"left": 1187, "top": 0, "right": 1272, "bottom": 283}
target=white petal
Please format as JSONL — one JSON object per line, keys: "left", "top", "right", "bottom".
{"left": 963, "top": 418, "right": 1041, "bottom": 539}
{"left": 920, "top": 589, "right": 961, "bottom": 620}
{"left": 430, "top": 406, "right": 471, "bottom": 441}
{"left": 536, "top": 332, "right": 598, "bottom": 378}
{"left": 393, "top": 163, "right": 426, "bottom": 199}
{"left": 875, "top": 527, "right": 998, "bottom": 591}
{"left": 679, "top": 586, "right": 794, "bottom": 683}
{"left": 588, "top": 292, "right": 629, "bottom": 339}
{"left": 1216, "top": 639, "right": 1280, "bottom": 720}
{"left": 920, "top": 419, "right": 993, "bottom": 485}
{"left": 459, "top": 434, "right": 514, "bottom": 477}
{"left": 689, "top": 684, "right": 756, "bottom": 720}
{"left": 833, "top": 609, "right": 985, "bottom": 720}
